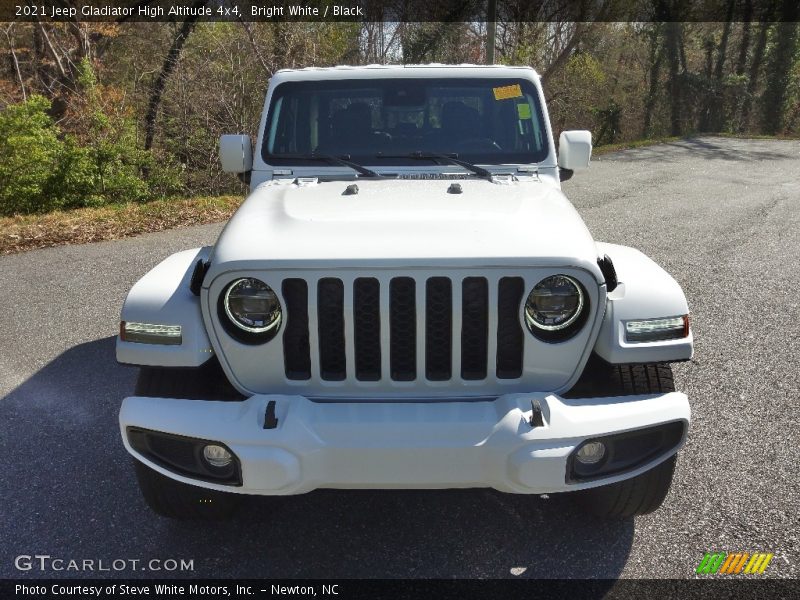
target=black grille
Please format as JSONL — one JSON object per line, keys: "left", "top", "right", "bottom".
{"left": 354, "top": 277, "right": 381, "bottom": 381}
{"left": 425, "top": 277, "right": 452, "bottom": 380}
{"left": 496, "top": 277, "right": 525, "bottom": 379}
{"left": 317, "top": 278, "right": 346, "bottom": 381}
{"left": 461, "top": 277, "right": 489, "bottom": 380}
{"left": 389, "top": 277, "right": 417, "bottom": 381}
{"left": 282, "top": 279, "right": 311, "bottom": 380}
{"left": 281, "top": 275, "right": 525, "bottom": 383}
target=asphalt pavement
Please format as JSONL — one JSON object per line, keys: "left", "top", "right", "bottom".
{"left": 1, "top": 136, "right": 798, "bottom": 579}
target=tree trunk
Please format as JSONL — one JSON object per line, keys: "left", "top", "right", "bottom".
{"left": 713, "top": 1, "right": 735, "bottom": 81}
{"left": 740, "top": 21, "right": 770, "bottom": 131}
{"left": 642, "top": 24, "right": 664, "bottom": 138}
{"left": 761, "top": 2, "right": 800, "bottom": 134}
{"left": 144, "top": 18, "right": 199, "bottom": 150}
{"left": 664, "top": 22, "right": 683, "bottom": 136}
{"left": 735, "top": 0, "right": 753, "bottom": 76}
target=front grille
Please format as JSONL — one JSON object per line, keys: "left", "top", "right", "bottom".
{"left": 282, "top": 275, "right": 525, "bottom": 383}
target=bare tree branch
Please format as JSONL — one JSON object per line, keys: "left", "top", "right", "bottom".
{"left": 4, "top": 24, "right": 27, "bottom": 101}
{"left": 37, "top": 23, "right": 67, "bottom": 79}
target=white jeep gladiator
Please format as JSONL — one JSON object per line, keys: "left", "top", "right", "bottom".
{"left": 117, "top": 65, "right": 692, "bottom": 520}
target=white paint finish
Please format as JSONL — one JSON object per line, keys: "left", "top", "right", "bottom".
{"left": 116, "top": 247, "right": 214, "bottom": 367}
{"left": 218, "top": 134, "right": 253, "bottom": 173}
{"left": 119, "top": 390, "right": 689, "bottom": 494}
{"left": 558, "top": 130, "right": 593, "bottom": 170}
{"left": 206, "top": 178, "right": 601, "bottom": 275}
{"left": 201, "top": 266, "right": 605, "bottom": 397}
{"left": 593, "top": 242, "right": 693, "bottom": 363}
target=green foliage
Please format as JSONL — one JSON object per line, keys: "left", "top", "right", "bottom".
{"left": 0, "top": 96, "right": 87, "bottom": 215}
{"left": 0, "top": 71, "right": 183, "bottom": 216}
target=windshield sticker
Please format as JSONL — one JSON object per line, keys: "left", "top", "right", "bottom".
{"left": 517, "top": 103, "right": 532, "bottom": 119}
{"left": 493, "top": 84, "right": 523, "bottom": 100}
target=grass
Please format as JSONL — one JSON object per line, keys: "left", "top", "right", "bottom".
{"left": 0, "top": 195, "right": 241, "bottom": 256}
{"left": 593, "top": 132, "right": 800, "bottom": 156}
{"left": 593, "top": 136, "right": 682, "bottom": 155}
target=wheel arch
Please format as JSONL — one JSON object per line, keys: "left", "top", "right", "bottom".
{"left": 117, "top": 247, "right": 214, "bottom": 368}
{"left": 593, "top": 242, "right": 693, "bottom": 364}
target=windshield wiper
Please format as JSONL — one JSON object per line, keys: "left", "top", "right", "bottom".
{"left": 277, "top": 153, "right": 383, "bottom": 178}
{"left": 375, "top": 151, "right": 492, "bottom": 180}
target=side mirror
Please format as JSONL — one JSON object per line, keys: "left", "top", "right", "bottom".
{"left": 219, "top": 134, "right": 253, "bottom": 173}
{"left": 558, "top": 130, "right": 592, "bottom": 173}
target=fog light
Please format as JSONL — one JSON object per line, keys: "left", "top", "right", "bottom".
{"left": 575, "top": 441, "right": 606, "bottom": 465}
{"left": 203, "top": 445, "right": 233, "bottom": 468}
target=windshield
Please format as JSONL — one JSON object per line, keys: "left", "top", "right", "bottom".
{"left": 263, "top": 78, "right": 549, "bottom": 167}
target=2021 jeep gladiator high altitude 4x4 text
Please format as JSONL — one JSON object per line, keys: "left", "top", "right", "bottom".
{"left": 117, "top": 65, "right": 692, "bottom": 520}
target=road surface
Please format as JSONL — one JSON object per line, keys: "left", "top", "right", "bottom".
{"left": 1, "top": 137, "right": 797, "bottom": 579}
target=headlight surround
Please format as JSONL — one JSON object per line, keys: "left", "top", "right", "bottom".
{"left": 525, "top": 274, "right": 585, "bottom": 332}
{"left": 220, "top": 277, "right": 282, "bottom": 343}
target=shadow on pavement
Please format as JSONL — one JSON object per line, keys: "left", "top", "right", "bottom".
{"left": 1, "top": 337, "right": 633, "bottom": 582}
{"left": 607, "top": 136, "right": 796, "bottom": 163}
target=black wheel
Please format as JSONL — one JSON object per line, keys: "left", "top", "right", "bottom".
{"left": 568, "top": 357, "right": 680, "bottom": 518}
{"left": 134, "top": 460, "right": 240, "bottom": 520}
{"left": 131, "top": 360, "right": 244, "bottom": 519}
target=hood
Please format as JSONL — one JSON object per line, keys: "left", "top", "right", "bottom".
{"left": 208, "top": 178, "right": 601, "bottom": 277}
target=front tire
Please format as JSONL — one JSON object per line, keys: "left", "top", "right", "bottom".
{"left": 575, "top": 454, "right": 677, "bottom": 518}
{"left": 134, "top": 460, "right": 240, "bottom": 520}
{"left": 131, "top": 363, "right": 243, "bottom": 519}
{"left": 569, "top": 358, "right": 681, "bottom": 518}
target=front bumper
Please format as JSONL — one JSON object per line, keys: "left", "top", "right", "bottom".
{"left": 119, "top": 391, "right": 690, "bottom": 495}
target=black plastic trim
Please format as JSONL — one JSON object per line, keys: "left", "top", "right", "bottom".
{"left": 282, "top": 279, "right": 311, "bottom": 380}
{"left": 127, "top": 427, "right": 242, "bottom": 486}
{"left": 189, "top": 259, "right": 209, "bottom": 296}
{"left": 598, "top": 254, "right": 618, "bottom": 292}
{"left": 566, "top": 421, "right": 685, "bottom": 483}
{"left": 496, "top": 277, "right": 525, "bottom": 379}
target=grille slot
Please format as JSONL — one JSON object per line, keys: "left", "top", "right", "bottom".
{"left": 354, "top": 277, "right": 381, "bottom": 381}
{"left": 460, "top": 277, "right": 489, "bottom": 380}
{"left": 496, "top": 277, "right": 525, "bottom": 379}
{"left": 389, "top": 277, "right": 417, "bottom": 381}
{"left": 425, "top": 277, "right": 452, "bottom": 380}
{"left": 317, "top": 278, "right": 346, "bottom": 381}
{"left": 282, "top": 279, "right": 311, "bottom": 380}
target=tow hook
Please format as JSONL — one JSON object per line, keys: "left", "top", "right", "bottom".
{"left": 264, "top": 400, "right": 279, "bottom": 429}
{"left": 530, "top": 399, "right": 544, "bottom": 428}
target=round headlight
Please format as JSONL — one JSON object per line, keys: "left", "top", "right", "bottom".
{"left": 525, "top": 275, "right": 584, "bottom": 332}
{"left": 223, "top": 278, "right": 282, "bottom": 334}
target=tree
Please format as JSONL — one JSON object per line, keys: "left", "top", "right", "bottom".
{"left": 760, "top": 2, "right": 800, "bottom": 134}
